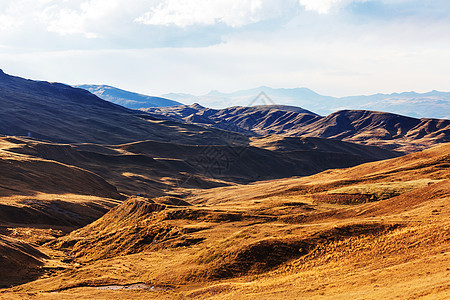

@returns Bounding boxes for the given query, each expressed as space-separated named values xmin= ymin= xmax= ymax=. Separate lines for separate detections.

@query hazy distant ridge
xmin=163 ymin=86 xmax=450 ymax=119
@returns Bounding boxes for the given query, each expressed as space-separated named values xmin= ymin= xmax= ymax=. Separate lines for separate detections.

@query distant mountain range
xmin=76 ymin=84 xmax=450 ymax=119
xmin=145 ymin=103 xmax=450 ymax=153
xmin=1 ymin=68 xmax=448 ymax=155
xmin=76 ymin=84 xmax=182 ymax=109
xmin=162 ymin=86 xmax=450 ymax=119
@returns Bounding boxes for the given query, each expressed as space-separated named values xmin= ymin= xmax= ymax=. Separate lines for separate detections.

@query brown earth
xmin=0 ymin=235 xmax=49 ymax=288
xmin=0 ymin=139 xmax=121 ymax=199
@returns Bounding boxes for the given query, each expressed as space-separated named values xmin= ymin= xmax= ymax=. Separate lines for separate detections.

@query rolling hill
xmin=4 ymin=143 xmax=446 ymax=299
xmin=145 ymin=104 xmax=450 ymax=153
xmin=145 ymin=103 xmax=319 ymax=135
xmin=0 ymin=235 xmax=48 ymax=287
xmin=1 ymin=135 xmax=398 ymax=198
xmin=0 ymin=137 xmax=122 ymax=229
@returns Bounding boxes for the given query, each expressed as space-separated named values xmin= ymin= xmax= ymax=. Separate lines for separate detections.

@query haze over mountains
xmin=76 ymin=83 xmax=450 ymax=120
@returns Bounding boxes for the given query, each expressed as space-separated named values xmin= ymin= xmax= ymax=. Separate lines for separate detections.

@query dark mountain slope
xmin=292 ymin=110 xmax=431 ymax=139
xmin=146 ymin=104 xmax=450 ymax=153
xmin=144 ymin=103 xmax=320 ymax=135
xmin=0 ymin=70 xmax=247 ymax=146
xmin=291 ymin=110 xmax=450 ymax=151
xmin=249 ymin=135 xmax=396 ymax=159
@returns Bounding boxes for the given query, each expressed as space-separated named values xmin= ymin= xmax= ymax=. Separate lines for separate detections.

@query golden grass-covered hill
xmin=1 ymin=143 xmax=447 ymax=299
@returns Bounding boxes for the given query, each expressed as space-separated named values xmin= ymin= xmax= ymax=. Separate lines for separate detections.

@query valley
xmin=1 ymin=143 xmax=448 ymax=299
xmin=0 ymin=70 xmax=448 ymax=299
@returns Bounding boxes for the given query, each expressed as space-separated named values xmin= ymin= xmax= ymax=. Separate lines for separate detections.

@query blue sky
xmin=0 ymin=0 xmax=449 ymax=97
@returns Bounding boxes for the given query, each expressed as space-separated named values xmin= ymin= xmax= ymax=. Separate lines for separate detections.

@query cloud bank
xmin=0 ymin=0 xmax=449 ymax=99
xmin=1 ymin=0 xmax=448 ymax=42
xmin=135 ymin=0 xmax=285 ymax=28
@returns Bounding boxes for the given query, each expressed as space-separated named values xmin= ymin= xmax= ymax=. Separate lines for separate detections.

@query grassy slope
xmin=0 ymin=138 xmax=123 ymax=289
xmin=1 ymin=135 xmax=398 ymax=197
xmin=1 ymin=143 xmax=448 ymax=299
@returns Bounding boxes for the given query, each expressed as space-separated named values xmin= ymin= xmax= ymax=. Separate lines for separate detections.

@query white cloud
xmin=0 ymin=1 xmax=31 ymax=32
xmin=298 ymin=0 xmax=367 ymax=14
xmin=135 ymin=0 xmax=286 ymax=27
xmin=134 ymin=0 xmax=373 ymax=28
xmin=38 ymin=0 xmax=121 ymax=38
xmin=0 ymin=0 xmax=127 ymax=38
xmin=0 ymin=14 xmax=17 ymax=30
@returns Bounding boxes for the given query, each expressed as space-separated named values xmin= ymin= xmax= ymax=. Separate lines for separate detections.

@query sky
xmin=0 ymin=0 xmax=449 ymax=97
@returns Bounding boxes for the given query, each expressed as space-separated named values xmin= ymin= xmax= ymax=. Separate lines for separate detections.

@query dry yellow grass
xmin=327 ymin=179 xmax=442 ymax=197
xmin=0 ymin=143 xmax=449 ymax=299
